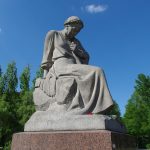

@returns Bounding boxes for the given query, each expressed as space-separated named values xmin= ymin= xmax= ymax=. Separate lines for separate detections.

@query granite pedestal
xmin=11 ymin=130 xmax=136 ymax=150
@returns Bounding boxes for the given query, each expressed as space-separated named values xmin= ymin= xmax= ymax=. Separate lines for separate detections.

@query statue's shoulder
xmin=46 ymin=30 xmax=58 ymax=38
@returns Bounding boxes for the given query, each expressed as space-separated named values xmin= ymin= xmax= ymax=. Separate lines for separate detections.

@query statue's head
xmin=64 ymin=16 xmax=84 ymax=29
xmin=64 ymin=16 xmax=84 ymax=38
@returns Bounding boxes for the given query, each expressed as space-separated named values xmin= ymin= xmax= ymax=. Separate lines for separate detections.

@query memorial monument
xmin=11 ymin=16 xmax=136 ymax=150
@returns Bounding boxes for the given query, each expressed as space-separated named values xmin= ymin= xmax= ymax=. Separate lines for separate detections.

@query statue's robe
xmin=40 ymin=30 xmax=113 ymax=114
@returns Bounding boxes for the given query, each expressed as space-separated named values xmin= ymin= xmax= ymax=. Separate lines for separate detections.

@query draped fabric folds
xmin=40 ymin=30 xmax=113 ymax=114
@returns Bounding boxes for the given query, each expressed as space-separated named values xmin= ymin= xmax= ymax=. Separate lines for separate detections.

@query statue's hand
xmin=70 ymin=41 xmax=83 ymax=54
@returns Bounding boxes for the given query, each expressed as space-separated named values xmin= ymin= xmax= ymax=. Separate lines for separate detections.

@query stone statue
xmin=24 ymin=16 xmax=125 ymax=132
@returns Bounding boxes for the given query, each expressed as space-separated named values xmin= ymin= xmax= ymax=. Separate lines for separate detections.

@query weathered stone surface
xmin=24 ymin=110 xmax=125 ymax=133
xmin=11 ymin=130 xmax=136 ymax=150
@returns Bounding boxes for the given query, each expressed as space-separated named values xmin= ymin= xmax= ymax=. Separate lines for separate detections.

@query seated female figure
xmin=34 ymin=16 xmax=113 ymax=115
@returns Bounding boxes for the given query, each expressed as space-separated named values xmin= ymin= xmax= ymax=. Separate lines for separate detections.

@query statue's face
xmin=65 ymin=23 xmax=82 ymax=38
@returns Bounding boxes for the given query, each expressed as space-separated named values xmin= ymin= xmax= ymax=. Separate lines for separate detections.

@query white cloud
xmin=85 ymin=4 xmax=108 ymax=14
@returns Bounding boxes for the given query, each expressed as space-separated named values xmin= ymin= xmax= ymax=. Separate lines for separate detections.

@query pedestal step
xmin=11 ymin=130 xmax=136 ymax=150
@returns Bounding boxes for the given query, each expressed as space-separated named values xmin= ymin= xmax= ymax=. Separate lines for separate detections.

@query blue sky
xmin=0 ymin=0 xmax=150 ymax=115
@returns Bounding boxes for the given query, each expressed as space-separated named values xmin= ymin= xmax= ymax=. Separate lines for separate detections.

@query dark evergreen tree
xmin=0 ymin=66 xmax=4 ymax=95
xmin=20 ymin=66 xmax=30 ymax=93
xmin=17 ymin=66 xmax=35 ymax=127
xmin=3 ymin=62 xmax=18 ymax=94
xmin=0 ymin=63 xmax=36 ymax=149
xmin=0 ymin=66 xmax=2 ymax=76
xmin=0 ymin=62 xmax=19 ymax=150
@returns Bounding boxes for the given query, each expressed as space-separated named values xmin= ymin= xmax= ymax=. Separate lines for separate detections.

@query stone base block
xmin=24 ymin=111 xmax=126 ymax=133
xmin=11 ymin=130 xmax=136 ymax=150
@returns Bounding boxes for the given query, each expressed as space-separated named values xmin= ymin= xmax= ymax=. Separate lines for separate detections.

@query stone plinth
xmin=11 ymin=130 xmax=136 ymax=150
xmin=24 ymin=112 xmax=126 ymax=133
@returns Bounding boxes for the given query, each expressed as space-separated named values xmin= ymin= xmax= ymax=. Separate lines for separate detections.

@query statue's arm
xmin=73 ymin=39 xmax=90 ymax=64
xmin=41 ymin=31 xmax=55 ymax=78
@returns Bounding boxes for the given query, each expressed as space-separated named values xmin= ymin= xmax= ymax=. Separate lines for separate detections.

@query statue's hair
xmin=64 ymin=16 xmax=84 ymax=28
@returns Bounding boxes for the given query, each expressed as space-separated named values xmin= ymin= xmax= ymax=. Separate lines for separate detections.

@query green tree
xmin=32 ymin=67 xmax=43 ymax=89
xmin=0 ymin=66 xmax=2 ymax=76
xmin=0 ymin=66 xmax=4 ymax=95
xmin=20 ymin=66 xmax=30 ymax=93
xmin=123 ymin=74 xmax=150 ymax=148
xmin=0 ymin=63 xmax=38 ymax=149
xmin=108 ymin=100 xmax=121 ymax=119
xmin=0 ymin=96 xmax=11 ymax=147
xmin=17 ymin=66 xmax=35 ymax=128
xmin=3 ymin=62 xmax=18 ymax=94
xmin=17 ymin=91 xmax=35 ymax=127
xmin=0 ymin=62 xmax=19 ymax=149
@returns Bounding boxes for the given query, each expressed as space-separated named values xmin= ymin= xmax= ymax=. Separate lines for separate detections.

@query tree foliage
xmin=123 ymin=74 xmax=150 ymax=148
xmin=0 ymin=62 xmax=35 ymax=149
xmin=3 ymin=62 xmax=18 ymax=94
xmin=32 ymin=67 xmax=43 ymax=89
xmin=0 ymin=62 xmax=19 ymax=149
xmin=107 ymin=100 xmax=121 ymax=119
xmin=0 ymin=66 xmax=4 ymax=95
xmin=17 ymin=66 xmax=35 ymax=128
xmin=20 ymin=66 xmax=30 ymax=92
